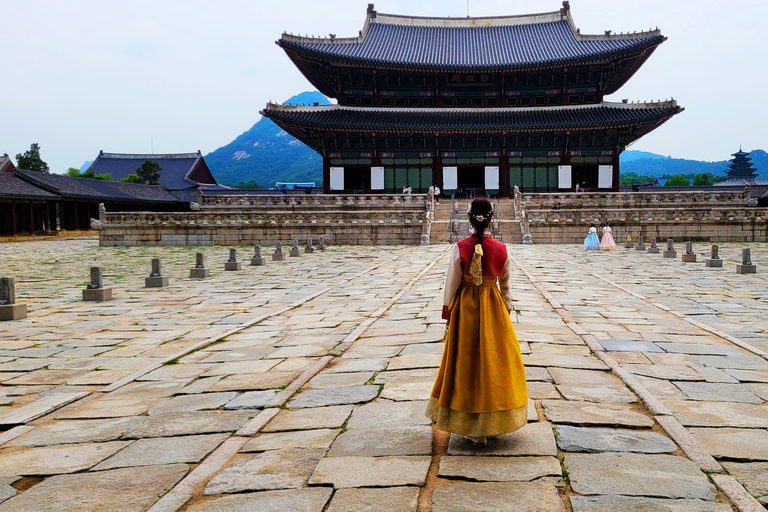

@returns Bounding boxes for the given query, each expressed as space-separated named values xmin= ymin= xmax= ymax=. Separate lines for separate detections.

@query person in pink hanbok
xmin=600 ymin=224 xmax=616 ymax=250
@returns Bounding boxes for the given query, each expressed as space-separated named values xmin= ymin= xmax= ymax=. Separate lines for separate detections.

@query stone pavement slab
xmin=124 ymin=410 xmax=254 ymax=438
xmin=673 ymin=382 xmax=763 ymax=403
xmin=689 ymin=427 xmax=768 ymax=460
xmin=288 ymin=385 xmax=380 ymax=408
xmin=205 ymin=448 xmax=327 ymax=494
xmin=439 ymin=455 xmax=561 ymax=482
xmin=569 ymin=496 xmax=733 ymax=512
xmin=5 ymin=417 xmax=140 ymax=447
xmin=186 ymin=488 xmax=332 ymax=512
xmin=308 ymin=456 xmax=431 ymax=488
xmin=326 ymin=487 xmax=419 ymax=512
xmin=431 ymin=481 xmax=565 ymax=512
xmin=0 ymin=441 xmax=131 ymax=476
xmin=262 ymin=405 xmax=353 ymax=432
xmin=664 ymin=400 xmax=768 ymax=428
xmin=565 ymin=452 xmax=716 ymax=499
xmin=447 ymin=422 xmax=557 ymax=456
xmin=556 ymin=425 xmax=677 ymax=453
xmin=242 ymin=429 xmax=341 ymax=452
xmin=345 ymin=400 xmax=431 ymax=429
xmin=328 ymin=426 xmax=432 ymax=456
xmin=147 ymin=391 xmax=238 ymax=414
xmin=223 ymin=390 xmax=276 ymax=409
xmin=542 ymin=401 xmax=655 ymax=428
xmin=0 ymin=464 xmax=188 ymax=512
xmin=93 ymin=434 xmax=228 ymax=470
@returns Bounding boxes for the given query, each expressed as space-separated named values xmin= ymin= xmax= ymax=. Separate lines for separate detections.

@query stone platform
xmin=0 ymin=239 xmax=765 ymax=511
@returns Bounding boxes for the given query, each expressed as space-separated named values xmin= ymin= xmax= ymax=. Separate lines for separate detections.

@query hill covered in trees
xmin=204 ymin=92 xmax=330 ymax=188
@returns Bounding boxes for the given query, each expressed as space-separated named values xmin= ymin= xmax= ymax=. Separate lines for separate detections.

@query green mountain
xmin=621 ymin=149 xmax=767 ymax=180
xmin=204 ymin=89 xmax=766 ymax=186
xmin=205 ymin=92 xmax=331 ymax=188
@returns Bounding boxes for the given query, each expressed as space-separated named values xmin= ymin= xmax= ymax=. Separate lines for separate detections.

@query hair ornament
xmin=474 ymin=214 xmax=485 ymax=222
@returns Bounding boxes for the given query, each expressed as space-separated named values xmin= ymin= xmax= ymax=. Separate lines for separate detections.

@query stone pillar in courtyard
xmin=83 ymin=266 xmax=113 ymax=301
xmin=305 ymin=238 xmax=315 ymax=254
xmin=736 ymin=248 xmax=757 ymax=274
xmin=290 ymin=239 xmax=301 ymax=257
xmin=190 ymin=252 xmax=211 ymax=278
xmin=635 ymin=236 xmax=645 ymax=251
xmin=663 ymin=239 xmax=677 ymax=258
xmin=145 ymin=258 xmax=169 ymax=287
xmin=225 ymin=248 xmax=242 ymax=271
xmin=681 ymin=241 xmax=697 ymax=262
xmin=648 ymin=237 xmax=660 ymax=254
xmin=273 ymin=241 xmax=287 ymax=261
xmin=706 ymin=245 xmax=723 ymax=268
xmin=0 ymin=277 xmax=27 ymax=321
xmin=624 ymin=235 xmax=633 ymax=249
xmin=251 ymin=245 xmax=266 ymax=266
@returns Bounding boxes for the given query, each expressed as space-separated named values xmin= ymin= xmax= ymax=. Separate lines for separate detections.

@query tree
xmin=692 ymin=172 xmax=719 ymax=187
xmin=664 ymin=174 xmax=690 ymax=187
xmin=65 ymin=168 xmax=111 ymax=180
xmin=16 ymin=143 xmax=49 ymax=173
xmin=232 ymin=179 xmax=263 ymax=190
xmin=135 ymin=160 xmax=162 ymax=185
xmin=121 ymin=174 xmax=143 ymax=184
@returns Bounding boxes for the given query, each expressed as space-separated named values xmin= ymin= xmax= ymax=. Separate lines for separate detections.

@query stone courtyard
xmin=0 ymin=238 xmax=766 ymax=511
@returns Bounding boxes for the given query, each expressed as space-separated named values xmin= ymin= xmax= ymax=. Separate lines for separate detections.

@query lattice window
xmin=547 ymin=166 xmax=559 ymax=192
xmin=509 ymin=167 xmax=522 ymax=192
xmin=535 ymin=166 xmax=548 ymax=191
xmin=384 ymin=167 xmax=396 ymax=193
xmin=419 ymin=167 xmax=433 ymax=192
xmin=522 ymin=166 xmax=535 ymax=191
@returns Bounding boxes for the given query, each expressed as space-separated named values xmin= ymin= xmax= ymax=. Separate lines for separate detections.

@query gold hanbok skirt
xmin=426 ymin=275 xmax=528 ymax=437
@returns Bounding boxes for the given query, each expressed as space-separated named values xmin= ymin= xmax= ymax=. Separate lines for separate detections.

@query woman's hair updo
xmin=468 ymin=198 xmax=493 ymax=245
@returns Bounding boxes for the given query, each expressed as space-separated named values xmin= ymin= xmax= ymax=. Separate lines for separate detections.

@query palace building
xmin=263 ymin=2 xmax=682 ymax=196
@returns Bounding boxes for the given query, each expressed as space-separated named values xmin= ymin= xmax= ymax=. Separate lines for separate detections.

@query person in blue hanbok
xmin=584 ymin=223 xmax=600 ymax=250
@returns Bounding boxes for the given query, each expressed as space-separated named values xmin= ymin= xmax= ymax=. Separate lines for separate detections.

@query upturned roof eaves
xmin=261 ymin=101 xmax=683 ymax=132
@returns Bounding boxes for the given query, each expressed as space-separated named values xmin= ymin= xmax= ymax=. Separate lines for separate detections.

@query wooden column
xmin=612 ymin=154 xmax=620 ymax=192
xmin=73 ymin=200 xmax=79 ymax=230
xmin=28 ymin=201 xmax=34 ymax=235
xmin=11 ymin=200 xmax=17 ymax=236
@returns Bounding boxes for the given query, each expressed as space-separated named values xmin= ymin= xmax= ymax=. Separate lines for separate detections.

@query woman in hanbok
xmin=427 ymin=198 xmax=528 ymax=446
xmin=584 ymin=223 xmax=600 ymax=250
xmin=600 ymin=224 xmax=616 ymax=250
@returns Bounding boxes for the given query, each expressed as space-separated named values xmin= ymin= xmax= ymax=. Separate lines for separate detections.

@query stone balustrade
xmin=96 ymin=193 xmax=433 ymax=246
xmin=199 ymin=193 xmax=428 ymax=209
xmin=521 ymin=190 xmax=752 ymax=210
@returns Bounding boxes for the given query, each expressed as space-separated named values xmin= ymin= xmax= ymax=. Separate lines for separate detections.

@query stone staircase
xmin=431 ymin=198 xmax=521 ymax=245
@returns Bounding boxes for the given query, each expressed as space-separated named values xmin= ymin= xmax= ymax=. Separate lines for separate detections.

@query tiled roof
xmin=278 ymin=5 xmax=664 ymax=71
xmin=0 ymin=173 xmax=59 ymax=200
xmin=0 ymin=154 xmax=15 ymax=173
xmin=13 ymin=170 xmax=181 ymax=202
xmin=85 ymin=151 xmax=210 ymax=190
xmin=261 ymin=101 xmax=683 ymax=132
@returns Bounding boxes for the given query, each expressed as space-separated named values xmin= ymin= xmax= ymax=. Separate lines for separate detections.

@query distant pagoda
xmin=264 ymin=2 xmax=682 ymax=195
xmin=724 ymin=148 xmax=758 ymax=183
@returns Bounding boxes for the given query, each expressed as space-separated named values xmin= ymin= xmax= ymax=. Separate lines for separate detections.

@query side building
xmin=263 ymin=2 xmax=682 ymax=196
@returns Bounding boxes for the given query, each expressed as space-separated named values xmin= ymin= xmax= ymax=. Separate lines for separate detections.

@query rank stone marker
xmin=250 ymin=245 xmax=266 ymax=266
xmin=706 ymin=244 xmax=723 ymax=267
xmin=273 ymin=241 xmax=287 ymax=261
xmin=224 ymin=248 xmax=242 ymax=271
xmin=663 ymin=239 xmax=677 ymax=258
xmin=145 ymin=258 xmax=169 ymax=287
xmin=290 ymin=239 xmax=301 ymax=257
xmin=305 ymin=238 xmax=315 ymax=254
xmin=736 ymin=248 xmax=757 ymax=274
xmin=635 ymin=236 xmax=645 ymax=251
xmin=190 ymin=252 xmax=211 ymax=278
xmin=682 ymin=241 xmax=697 ymax=262
xmin=648 ymin=237 xmax=660 ymax=254
xmin=624 ymin=235 xmax=633 ymax=249
xmin=82 ymin=266 xmax=113 ymax=302
xmin=0 ymin=277 xmax=27 ymax=321
xmin=318 ymin=236 xmax=326 ymax=251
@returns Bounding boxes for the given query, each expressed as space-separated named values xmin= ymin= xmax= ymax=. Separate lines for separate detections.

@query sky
xmin=1 ymin=0 xmax=766 ymax=173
